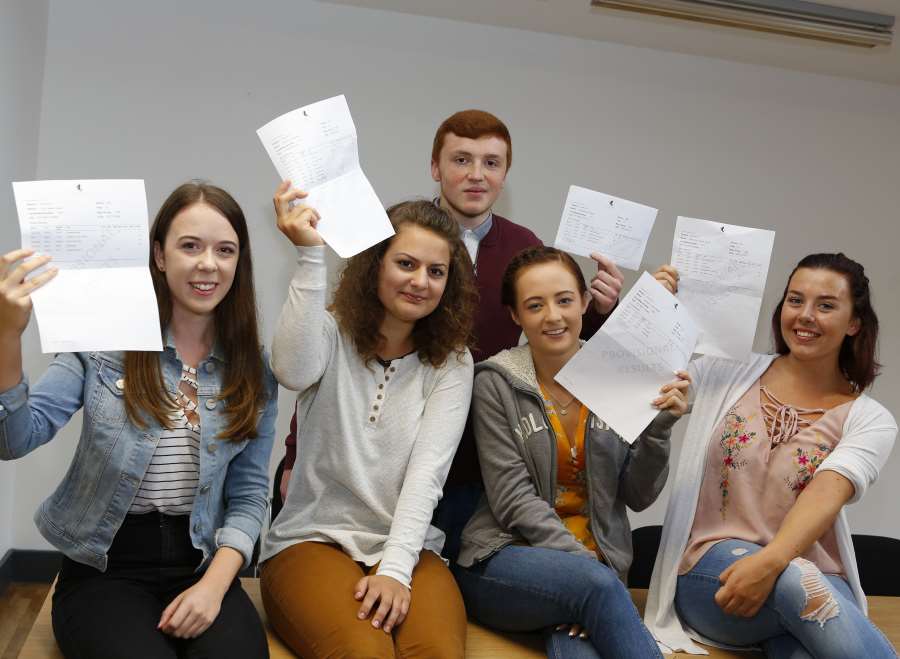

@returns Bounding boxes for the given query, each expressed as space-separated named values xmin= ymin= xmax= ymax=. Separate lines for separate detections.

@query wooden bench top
xmin=19 ymin=579 xmax=900 ymax=658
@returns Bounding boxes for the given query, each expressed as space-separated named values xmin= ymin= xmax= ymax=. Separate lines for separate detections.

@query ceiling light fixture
xmin=590 ymin=0 xmax=894 ymax=47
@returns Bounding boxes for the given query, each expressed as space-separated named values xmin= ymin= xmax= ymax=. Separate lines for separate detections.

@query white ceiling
xmin=322 ymin=0 xmax=900 ymax=86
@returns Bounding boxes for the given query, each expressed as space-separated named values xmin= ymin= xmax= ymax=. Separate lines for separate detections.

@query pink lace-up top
xmin=679 ymin=379 xmax=853 ymax=576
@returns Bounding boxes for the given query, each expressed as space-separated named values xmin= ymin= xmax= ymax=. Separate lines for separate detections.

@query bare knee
xmin=791 ymin=557 xmax=840 ymax=628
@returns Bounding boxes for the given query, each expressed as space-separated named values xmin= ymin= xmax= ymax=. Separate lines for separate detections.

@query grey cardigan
xmin=457 ymin=345 xmax=677 ymax=581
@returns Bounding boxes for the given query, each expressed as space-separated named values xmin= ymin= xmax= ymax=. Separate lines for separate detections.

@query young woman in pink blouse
xmin=646 ymin=253 xmax=897 ymax=658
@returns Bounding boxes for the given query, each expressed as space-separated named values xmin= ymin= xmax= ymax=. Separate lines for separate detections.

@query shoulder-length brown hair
xmin=123 ymin=182 xmax=266 ymax=441
xmin=331 ymin=200 xmax=477 ymax=367
xmin=772 ymin=252 xmax=881 ymax=391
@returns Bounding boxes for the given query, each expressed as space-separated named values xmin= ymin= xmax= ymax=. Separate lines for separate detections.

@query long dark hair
xmin=124 ymin=181 xmax=266 ymax=440
xmin=772 ymin=253 xmax=880 ymax=391
xmin=331 ymin=200 xmax=477 ymax=367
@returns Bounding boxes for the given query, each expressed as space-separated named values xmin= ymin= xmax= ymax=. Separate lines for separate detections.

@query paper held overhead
xmin=553 ymin=186 xmax=657 ymax=271
xmin=671 ymin=216 xmax=775 ymax=363
xmin=12 ymin=179 xmax=163 ymax=353
xmin=257 ymin=95 xmax=394 ymax=258
xmin=556 ymin=272 xmax=698 ymax=444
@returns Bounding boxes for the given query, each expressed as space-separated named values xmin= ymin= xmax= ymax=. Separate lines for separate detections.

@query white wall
xmin=8 ymin=0 xmax=900 ymax=548
xmin=0 ymin=0 xmax=49 ymax=556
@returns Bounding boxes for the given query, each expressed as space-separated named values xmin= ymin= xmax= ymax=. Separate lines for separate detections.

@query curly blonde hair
xmin=331 ymin=200 xmax=477 ymax=367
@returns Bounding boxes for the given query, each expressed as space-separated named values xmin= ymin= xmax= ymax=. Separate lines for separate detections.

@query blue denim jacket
xmin=0 ymin=339 xmax=278 ymax=571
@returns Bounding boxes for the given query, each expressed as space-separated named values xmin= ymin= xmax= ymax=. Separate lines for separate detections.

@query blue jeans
xmin=453 ymin=545 xmax=662 ymax=659
xmin=676 ymin=539 xmax=897 ymax=659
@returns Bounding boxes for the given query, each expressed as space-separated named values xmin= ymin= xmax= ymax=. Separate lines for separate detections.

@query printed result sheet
xmin=556 ymin=272 xmax=698 ymax=444
xmin=553 ymin=186 xmax=657 ymax=270
xmin=671 ymin=216 xmax=775 ymax=362
xmin=13 ymin=179 xmax=162 ymax=353
xmin=257 ymin=95 xmax=394 ymax=257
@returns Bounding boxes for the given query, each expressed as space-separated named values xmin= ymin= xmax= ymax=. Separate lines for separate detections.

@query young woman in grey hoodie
xmin=454 ymin=246 xmax=689 ymax=659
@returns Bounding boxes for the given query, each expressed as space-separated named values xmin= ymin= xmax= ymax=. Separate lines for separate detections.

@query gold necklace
xmin=539 ymin=379 xmax=577 ymax=416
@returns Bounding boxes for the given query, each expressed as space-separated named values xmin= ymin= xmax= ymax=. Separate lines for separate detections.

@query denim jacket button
xmin=205 ymin=399 xmax=216 ymax=410
xmin=200 ymin=484 xmax=210 ymax=493
xmin=204 ymin=363 xmax=215 ymax=373
xmin=115 ymin=378 xmax=125 ymax=390
xmin=0 ymin=405 xmax=4 ymax=413
xmin=193 ymin=522 xmax=201 ymax=534
xmin=207 ymin=443 xmax=217 ymax=454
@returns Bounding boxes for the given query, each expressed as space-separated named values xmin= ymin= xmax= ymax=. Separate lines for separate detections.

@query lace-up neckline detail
xmin=760 ymin=385 xmax=825 ymax=447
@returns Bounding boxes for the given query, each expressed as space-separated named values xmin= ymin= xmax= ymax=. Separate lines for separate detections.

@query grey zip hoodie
xmin=457 ymin=344 xmax=677 ymax=582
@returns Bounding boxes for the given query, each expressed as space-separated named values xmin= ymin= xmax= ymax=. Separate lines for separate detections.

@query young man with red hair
xmin=277 ymin=110 xmax=624 ymax=559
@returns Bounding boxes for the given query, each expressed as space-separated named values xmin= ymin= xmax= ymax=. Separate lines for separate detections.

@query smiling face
xmin=510 ymin=261 xmax=591 ymax=362
xmin=377 ymin=223 xmax=451 ymax=328
xmin=779 ymin=267 xmax=860 ymax=365
xmin=153 ymin=202 xmax=239 ymax=320
xmin=431 ymin=132 xmax=508 ymax=224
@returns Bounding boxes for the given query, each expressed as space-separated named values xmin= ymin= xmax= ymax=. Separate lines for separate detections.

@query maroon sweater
xmin=282 ymin=214 xmax=607 ymax=484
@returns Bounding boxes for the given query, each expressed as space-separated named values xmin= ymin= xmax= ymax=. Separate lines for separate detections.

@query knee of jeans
xmin=789 ymin=557 xmax=841 ymax=628
xmin=585 ymin=563 xmax=626 ymax=597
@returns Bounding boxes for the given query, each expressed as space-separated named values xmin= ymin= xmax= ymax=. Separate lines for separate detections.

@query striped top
xmin=129 ymin=364 xmax=200 ymax=515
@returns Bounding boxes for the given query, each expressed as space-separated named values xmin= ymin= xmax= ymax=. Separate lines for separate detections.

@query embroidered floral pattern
xmin=718 ymin=407 xmax=758 ymax=518
xmin=786 ymin=438 xmax=832 ymax=492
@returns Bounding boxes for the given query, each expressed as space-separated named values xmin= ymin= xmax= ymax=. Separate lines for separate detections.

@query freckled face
xmin=780 ymin=267 xmax=860 ymax=363
xmin=377 ymin=224 xmax=451 ymax=326
xmin=153 ymin=203 xmax=239 ymax=318
xmin=510 ymin=261 xmax=590 ymax=361
xmin=431 ymin=133 xmax=509 ymax=220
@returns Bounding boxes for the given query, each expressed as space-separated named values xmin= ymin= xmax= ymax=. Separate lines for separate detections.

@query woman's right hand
xmin=0 ymin=249 xmax=57 ymax=338
xmin=273 ymin=180 xmax=323 ymax=247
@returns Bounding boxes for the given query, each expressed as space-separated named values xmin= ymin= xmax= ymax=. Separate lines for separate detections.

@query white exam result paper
xmin=12 ymin=179 xmax=162 ymax=353
xmin=553 ymin=186 xmax=657 ymax=270
xmin=671 ymin=216 xmax=775 ymax=363
xmin=257 ymin=95 xmax=394 ymax=258
xmin=556 ymin=272 xmax=698 ymax=444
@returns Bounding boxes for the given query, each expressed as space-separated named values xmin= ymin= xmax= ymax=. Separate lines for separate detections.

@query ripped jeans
xmin=675 ymin=539 xmax=897 ymax=659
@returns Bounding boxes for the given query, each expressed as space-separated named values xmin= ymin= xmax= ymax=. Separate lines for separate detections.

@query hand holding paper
xmin=556 ymin=272 xmax=698 ymax=444
xmin=12 ymin=179 xmax=163 ymax=353
xmin=257 ymin=95 xmax=394 ymax=257
xmin=272 ymin=182 xmax=323 ymax=247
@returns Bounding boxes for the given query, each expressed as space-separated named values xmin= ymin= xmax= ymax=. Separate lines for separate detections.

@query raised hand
xmin=0 ymin=249 xmax=57 ymax=338
xmin=273 ymin=180 xmax=323 ymax=247
xmin=588 ymin=252 xmax=623 ymax=315
xmin=653 ymin=265 xmax=679 ymax=294
xmin=653 ymin=370 xmax=691 ymax=417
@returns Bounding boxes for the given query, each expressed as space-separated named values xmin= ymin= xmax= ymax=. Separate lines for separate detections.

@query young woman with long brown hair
xmin=260 ymin=182 xmax=477 ymax=659
xmin=646 ymin=253 xmax=897 ymax=658
xmin=0 ymin=182 xmax=277 ymax=658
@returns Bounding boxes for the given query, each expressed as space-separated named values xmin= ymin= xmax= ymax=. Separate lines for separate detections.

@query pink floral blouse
xmin=679 ymin=379 xmax=853 ymax=576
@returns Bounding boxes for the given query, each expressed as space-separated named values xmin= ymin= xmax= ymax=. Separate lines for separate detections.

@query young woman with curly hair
xmin=260 ymin=181 xmax=478 ymax=659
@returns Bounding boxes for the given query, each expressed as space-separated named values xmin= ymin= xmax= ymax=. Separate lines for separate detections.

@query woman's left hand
xmin=555 ymin=623 xmax=590 ymax=639
xmin=158 ymin=580 xmax=223 ymax=638
xmin=715 ymin=549 xmax=787 ymax=617
xmin=653 ymin=370 xmax=691 ymax=417
xmin=354 ymin=574 xmax=411 ymax=633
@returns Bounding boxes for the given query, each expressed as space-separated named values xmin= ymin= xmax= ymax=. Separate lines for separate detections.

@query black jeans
xmin=51 ymin=512 xmax=268 ymax=659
